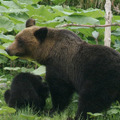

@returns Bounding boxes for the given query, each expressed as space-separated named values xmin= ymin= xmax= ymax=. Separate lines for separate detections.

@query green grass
xmin=0 ymin=71 xmax=120 ymax=120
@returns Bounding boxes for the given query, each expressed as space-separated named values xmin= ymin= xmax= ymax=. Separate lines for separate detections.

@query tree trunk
xmin=104 ymin=0 xmax=112 ymax=47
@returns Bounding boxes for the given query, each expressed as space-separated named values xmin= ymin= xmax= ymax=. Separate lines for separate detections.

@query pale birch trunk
xmin=104 ymin=0 xmax=112 ymax=47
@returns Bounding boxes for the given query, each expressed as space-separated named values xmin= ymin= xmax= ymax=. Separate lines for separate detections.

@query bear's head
xmin=5 ymin=19 xmax=56 ymax=64
xmin=5 ymin=18 xmax=82 ymax=65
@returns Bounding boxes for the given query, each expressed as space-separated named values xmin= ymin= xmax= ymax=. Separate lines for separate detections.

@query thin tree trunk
xmin=104 ymin=0 xmax=112 ymax=47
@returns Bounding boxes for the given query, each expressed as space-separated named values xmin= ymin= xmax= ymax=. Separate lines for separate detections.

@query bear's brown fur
xmin=5 ymin=19 xmax=120 ymax=120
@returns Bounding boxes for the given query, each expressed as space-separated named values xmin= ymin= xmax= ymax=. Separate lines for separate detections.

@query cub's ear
xmin=34 ymin=27 xmax=48 ymax=43
xmin=26 ymin=18 xmax=35 ymax=27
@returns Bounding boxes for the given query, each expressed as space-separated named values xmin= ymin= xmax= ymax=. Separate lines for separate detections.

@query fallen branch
xmin=58 ymin=23 xmax=120 ymax=28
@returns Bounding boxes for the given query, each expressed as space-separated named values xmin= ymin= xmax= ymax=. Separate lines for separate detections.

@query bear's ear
xmin=26 ymin=18 xmax=35 ymax=27
xmin=34 ymin=27 xmax=48 ymax=43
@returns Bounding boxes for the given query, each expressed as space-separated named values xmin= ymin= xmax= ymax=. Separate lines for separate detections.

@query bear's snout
xmin=5 ymin=47 xmax=15 ymax=56
xmin=5 ymin=47 xmax=10 ymax=55
xmin=4 ymin=41 xmax=22 ymax=56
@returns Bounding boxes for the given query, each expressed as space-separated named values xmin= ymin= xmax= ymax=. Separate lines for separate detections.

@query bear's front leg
xmin=47 ymin=78 xmax=74 ymax=113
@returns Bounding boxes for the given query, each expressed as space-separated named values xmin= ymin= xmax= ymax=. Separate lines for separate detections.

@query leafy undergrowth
xmin=0 ymin=72 xmax=120 ymax=120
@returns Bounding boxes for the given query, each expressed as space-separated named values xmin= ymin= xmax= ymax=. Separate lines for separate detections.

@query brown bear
xmin=5 ymin=18 xmax=120 ymax=120
xmin=4 ymin=72 xmax=49 ymax=112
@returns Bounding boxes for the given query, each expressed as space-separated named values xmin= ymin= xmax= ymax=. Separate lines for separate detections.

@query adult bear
xmin=5 ymin=18 xmax=120 ymax=119
xmin=4 ymin=72 xmax=49 ymax=112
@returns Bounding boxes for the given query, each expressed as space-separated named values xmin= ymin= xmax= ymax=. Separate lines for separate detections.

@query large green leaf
xmin=2 ymin=43 xmax=12 ymax=48
xmin=0 ymin=49 xmax=17 ymax=60
xmin=14 ymin=0 xmax=41 ymax=5
xmin=87 ymin=112 xmax=103 ymax=118
xmin=0 ymin=1 xmax=28 ymax=13
xmin=0 ymin=55 xmax=8 ymax=64
xmin=0 ymin=45 xmax=4 ymax=49
xmin=14 ymin=23 xmax=25 ymax=32
xmin=114 ymin=40 xmax=120 ymax=50
xmin=4 ymin=67 xmax=34 ymax=72
xmin=4 ymin=67 xmax=21 ymax=71
xmin=0 ymin=16 xmax=14 ymax=32
xmin=9 ymin=13 xmax=29 ymax=22
xmin=113 ymin=15 xmax=120 ymax=23
xmin=0 ymin=8 xmax=28 ymax=13
xmin=20 ymin=114 xmax=36 ymax=120
xmin=1 ymin=1 xmax=21 ymax=9
xmin=38 ymin=18 xmax=61 ymax=27
xmin=51 ymin=0 xmax=66 ymax=5
xmin=27 ymin=5 xmax=63 ymax=20
xmin=9 ymin=8 xmax=28 ymax=13
xmin=32 ymin=66 xmax=46 ymax=75
xmin=65 ymin=15 xmax=100 ymax=25
xmin=112 ymin=28 xmax=120 ymax=36
xmin=0 ymin=6 xmax=8 ymax=13
xmin=112 ymin=31 xmax=120 ymax=36
xmin=0 ymin=33 xmax=14 ymax=42
xmin=70 ymin=27 xmax=94 ymax=37
xmin=26 ymin=5 xmax=52 ymax=20
xmin=52 ymin=5 xmax=74 ymax=15
xmin=73 ymin=9 xmax=105 ymax=18
xmin=0 ymin=106 xmax=16 ymax=114
xmin=107 ymin=109 xmax=120 ymax=115
xmin=92 ymin=31 xmax=99 ymax=39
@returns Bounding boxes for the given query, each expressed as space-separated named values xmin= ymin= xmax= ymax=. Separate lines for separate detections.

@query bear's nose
xmin=5 ymin=48 xmax=10 ymax=54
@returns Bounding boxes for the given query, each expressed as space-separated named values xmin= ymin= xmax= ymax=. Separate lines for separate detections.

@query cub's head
xmin=5 ymin=19 xmax=55 ymax=63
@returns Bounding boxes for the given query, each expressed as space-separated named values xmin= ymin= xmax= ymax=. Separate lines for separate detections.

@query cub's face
xmin=5 ymin=19 xmax=48 ymax=60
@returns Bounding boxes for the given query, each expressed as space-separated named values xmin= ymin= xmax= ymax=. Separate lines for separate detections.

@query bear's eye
xmin=18 ymin=39 xmax=24 ymax=47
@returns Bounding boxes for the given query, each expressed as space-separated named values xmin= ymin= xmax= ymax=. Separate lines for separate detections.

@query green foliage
xmin=114 ymin=40 xmax=120 ymax=51
xmin=32 ymin=66 xmax=46 ymax=76
xmin=112 ymin=28 xmax=120 ymax=36
xmin=20 ymin=114 xmax=37 ymax=120
xmin=51 ymin=0 xmax=66 ymax=5
xmin=92 ymin=31 xmax=99 ymax=39
xmin=0 ymin=16 xmax=14 ymax=32
xmin=0 ymin=106 xmax=16 ymax=114
xmin=87 ymin=112 xmax=103 ymax=118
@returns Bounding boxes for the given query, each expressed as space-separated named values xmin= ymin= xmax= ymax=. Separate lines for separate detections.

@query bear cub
xmin=4 ymin=72 xmax=49 ymax=112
